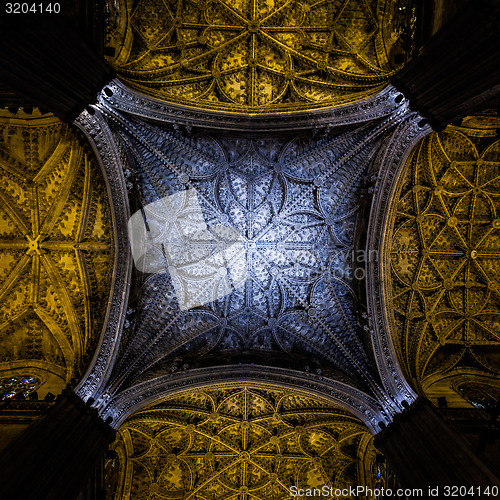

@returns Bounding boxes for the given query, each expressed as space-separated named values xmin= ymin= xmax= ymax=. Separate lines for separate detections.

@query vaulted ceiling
xmin=107 ymin=0 xmax=400 ymax=111
xmin=388 ymin=113 xmax=500 ymax=406
xmin=0 ymin=109 xmax=115 ymax=397
xmin=105 ymin=384 xmax=380 ymax=499
xmin=102 ymin=111 xmax=387 ymax=397
xmin=1 ymin=0 xmax=500 ymax=497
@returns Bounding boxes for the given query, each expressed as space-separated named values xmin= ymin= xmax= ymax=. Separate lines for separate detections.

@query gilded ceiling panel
xmin=0 ymin=110 xmax=115 ymax=390
xmin=108 ymin=0 xmax=398 ymax=112
xmin=389 ymin=114 xmax=500 ymax=401
xmin=105 ymin=384 xmax=374 ymax=499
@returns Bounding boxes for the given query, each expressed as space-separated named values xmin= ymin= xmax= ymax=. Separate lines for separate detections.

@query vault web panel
xmin=107 ymin=112 xmax=380 ymax=390
xmin=389 ymin=114 xmax=500 ymax=394
xmin=109 ymin=0 xmax=397 ymax=112
xmin=107 ymin=385 xmax=371 ymax=499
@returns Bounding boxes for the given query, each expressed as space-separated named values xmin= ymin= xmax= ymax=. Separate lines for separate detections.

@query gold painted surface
xmin=107 ymin=385 xmax=372 ymax=499
xmin=0 ymin=110 xmax=115 ymax=390
xmin=109 ymin=0 xmax=398 ymax=112
xmin=389 ymin=114 xmax=500 ymax=401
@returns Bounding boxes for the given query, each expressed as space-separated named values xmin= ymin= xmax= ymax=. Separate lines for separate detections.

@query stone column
xmin=393 ymin=0 xmax=500 ymax=130
xmin=0 ymin=12 xmax=114 ymax=121
xmin=0 ymin=391 xmax=115 ymax=500
xmin=375 ymin=399 xmax=500 ymax=490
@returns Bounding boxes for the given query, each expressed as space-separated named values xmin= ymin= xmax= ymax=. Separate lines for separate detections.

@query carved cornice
xmin=366 ymin=110 xmax=430 ymax=406
xmin=97 ymin=79 xmax=404 ymax=132
xmin=73 ymin=109 xmax=132 ymax=402
xmin=100 ymin=365 xmax=393 ymax=434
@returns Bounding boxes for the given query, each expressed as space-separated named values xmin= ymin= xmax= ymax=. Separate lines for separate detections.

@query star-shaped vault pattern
xmin=103 ymin=109 xmax=384 ymax=393
xmin=390 ymin=114 xmax=500 ymax=394
xmin=0 ymin=112 xmax=115 ymax=386
xmin=111 ymin=0 xmax=397 ymax=111
xmin=106 ymin=385 xmax=373 ymax=500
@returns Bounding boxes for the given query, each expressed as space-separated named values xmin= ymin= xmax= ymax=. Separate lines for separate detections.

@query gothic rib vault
xmin=104 ymin=384 xmax=382 ymax=499
xmin=104 ymin=102 xmax=381 ymax=391
xmin=1 ymin=0 xmax=500 ymax=497
xmin=73 ymin=81 xmax=420 ymax=434
xmin=0 ymin=109 xmax=115 ymax=398
xmin=107 ymin=0 xmax=401 ymax=112
xmin=387 ymin=113 xmax=500 ymax=406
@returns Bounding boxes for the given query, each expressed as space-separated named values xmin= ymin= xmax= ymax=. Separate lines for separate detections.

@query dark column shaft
xmin=393 ymin=0 xmax=500 ymax=130
xmin=375 ymin=399 xmax=500 ymax=490
xmin=0 ymin=13 xmax=114 ymax=121
xmin=0 ymin=391 xmax=115 ymax=500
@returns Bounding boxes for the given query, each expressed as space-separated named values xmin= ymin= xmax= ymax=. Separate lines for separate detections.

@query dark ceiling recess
xmin=0 ymin=4 xmax=114 ymax=121
xmin=393 ymin=0 xmax=500 ymax=130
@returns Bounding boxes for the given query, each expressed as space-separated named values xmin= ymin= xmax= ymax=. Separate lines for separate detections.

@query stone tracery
xmin=94 ymin=101 xmax=402 ymax=398
xmin=108 ymin=0 xmax=398 ymax=112
xmin=0 ymin=110 xmax=115 ymax=389
xmin=0 ymin=374 xmax=40 ymax=400
xmin=389 ymin=114 xmax=500 ymax=401
xmin=106 ymin=384 xmax=375 ymax=499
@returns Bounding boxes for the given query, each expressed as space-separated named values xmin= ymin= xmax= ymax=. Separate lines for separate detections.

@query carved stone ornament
xmin=0 ymin=110 xmax=115 ymax=392
xmin=366 ymin=112 xmax=430 ymax=405
xmin=107 ymin=0 xmax=400 ymax=113
xmin=98 ymin=78 xmax=404 ymax=132
xmin=106 ymin=384 xmax=381 ymax=499
xmin=73 ymin=81 xmax=420 ymax=430
xmin=103 ymin=366 xmax=391 ymax=433
xmin=73 ymin=108 xmax=132 ymax=401
xmin=384 ymin=114 xmax=500 ymax=400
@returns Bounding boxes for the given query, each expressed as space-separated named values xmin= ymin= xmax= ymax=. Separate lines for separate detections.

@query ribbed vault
xmin=106 ymin=0 xmax=400 ymax=112
xmin=0 ymin=109 xmax=115 ymax=395
xmin=95 ymin=101 xmax=400 ymax=400
xmin=104 ymin=383 xmax=382 ymax=499
xmin=75 ymin=81 xmax=417 ymax=429
xmin=388 ymin=113 xmax=500 ymax=406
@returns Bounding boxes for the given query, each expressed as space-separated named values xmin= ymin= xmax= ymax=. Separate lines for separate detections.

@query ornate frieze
xmin=365 ymin=111 xmax=428 ymax=405
xmin=95 ymin=78 xmax=404 ymax=132
xmin=73 ymin=108 xmax=132 ymax=401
